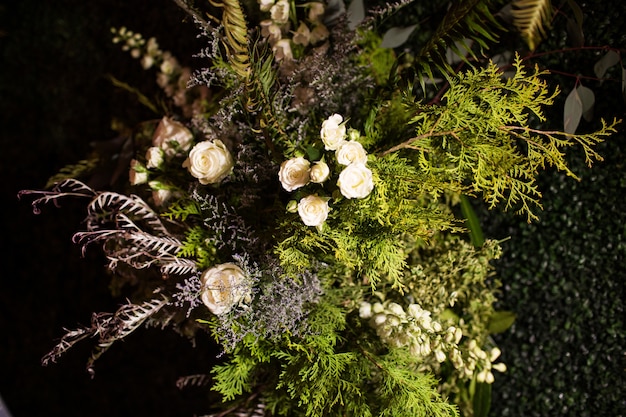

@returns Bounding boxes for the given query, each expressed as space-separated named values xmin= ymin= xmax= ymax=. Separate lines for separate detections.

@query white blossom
xmin=336 ymin=140 xmax=368 ymax=166
xmin=183 ymin=140 xmax=234 ymax=185
xmin=297 ymin=194 xmax=330 ymax=227
xmin=278 ymin=157 xmax=310 ymax=191
xmin=320 ymin=114 xmax=346 ymax=150
xmin=200 ymin=263 xmax=250 ymax=315
xmin=337 ymin=163 xmax=374 ymax=199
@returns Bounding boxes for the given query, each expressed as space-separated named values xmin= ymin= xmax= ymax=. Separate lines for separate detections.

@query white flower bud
xmin=145 ymin=146 xmax=164 ymax=169
xmin=359 ymin=302 xmax=372 ymax=319
xmin=320 ymin=114 xmax=346 ymax=151
xmin=386 ymin=302 xmax=405 ymax=317
xmin=310 ymin=160 xmax=330 ymax=183
xmin=270 ymin=0 xmax=290 ymax=24
xmin=435 ymin=349 xmax=447 ymax=363
xmin=492 ymin=362 xmax=507 ymax=373
xmin=129 ymin=159 xmax=148 ymax=185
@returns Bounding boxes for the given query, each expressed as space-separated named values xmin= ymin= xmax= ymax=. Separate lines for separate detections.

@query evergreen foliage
xmin=15 ymin=0 xmax=622 ymax=416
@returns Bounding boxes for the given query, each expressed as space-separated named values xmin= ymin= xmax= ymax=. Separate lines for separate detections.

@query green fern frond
xmin=511 ymin=0 xmax=553 ymax=51
xmin=210 ymin=0 xmax=251 ymax=79
xmin=412 ymin=0 xmax=503 ymax=87
xmin=44 ymin=158 xmax=99 ymax=188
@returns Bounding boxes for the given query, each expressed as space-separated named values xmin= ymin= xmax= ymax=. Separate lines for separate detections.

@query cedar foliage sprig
xmin=384 ymin=54 xmax=619 ymax=221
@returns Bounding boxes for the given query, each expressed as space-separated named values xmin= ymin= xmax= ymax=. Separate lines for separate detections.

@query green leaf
xmin=487 ymin=310 xmax=516 ymax=334
xmin=460 ymin=195 xmax=484 ymax=248
xmin=472 ymin=379 xmax=492 ymax=417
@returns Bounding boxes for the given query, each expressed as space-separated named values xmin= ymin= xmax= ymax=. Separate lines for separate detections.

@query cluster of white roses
xmin=129 ymin=117 xmax=235 ymax=204
xmin=258 ymin=0 xmax=329 ymax=62
xmin=278 ymin=114 xmax=375 ymax=227
xmin=359 ymin=300 xmax=506 ymax=384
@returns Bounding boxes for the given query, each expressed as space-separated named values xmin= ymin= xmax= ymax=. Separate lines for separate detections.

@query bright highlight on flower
xmin=200 ymin=263 xmax=250 ymax=315
xmin=183 ymin=139 xmax=234 ymax=185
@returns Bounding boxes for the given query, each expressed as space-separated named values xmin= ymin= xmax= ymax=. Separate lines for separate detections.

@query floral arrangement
xmin=18 ymin=0 xmax=619 ymax=416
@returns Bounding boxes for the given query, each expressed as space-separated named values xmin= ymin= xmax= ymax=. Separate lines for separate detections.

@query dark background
xmin=1 ymin=1 xmax=624 ymax=416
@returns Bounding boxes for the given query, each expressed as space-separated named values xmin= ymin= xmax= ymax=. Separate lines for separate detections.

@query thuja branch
xmin=380 ymin=129 xmax=464 ymax=156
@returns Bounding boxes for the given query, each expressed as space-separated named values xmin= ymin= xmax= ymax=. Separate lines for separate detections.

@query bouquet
xmin=18 ymin=0 xmax=619 ymax=416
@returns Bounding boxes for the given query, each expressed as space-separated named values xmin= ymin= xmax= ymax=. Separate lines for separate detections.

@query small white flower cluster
xmin=129 ymin=117 xmax=234 ymax=205
xmin=360 ymin=300 xmax=461 ymax=362
xmin=278 ymin=114 xmax=374 ymax=227
xmin=111 ymin=27 xmax=209 ymax=118
xmin=359 ymin=300 xmax=507 ymax=384
xmin=452 ymin=340 xmax=507 ymax=384
xmin=257 ymin=0 xmax=329 ymax=62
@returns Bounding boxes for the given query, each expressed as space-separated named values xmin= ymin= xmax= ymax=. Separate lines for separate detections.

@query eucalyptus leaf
xmin=488 ymin=310 xmax=516 ymax=334
xmin=347 ymin=0 xmax=364 ymax=30
xmin=380 ymin=24 xmax=417 ymax=49
xmin=564 ymin=86 xmax=583 ymax=134
xmin=577 ymin=85 xmax=595 ymax=122
xmin=593 ymin=50 xmax=620 ymax=80
xmin=566 ymin=17 xmax=584 ymax=48
xmin=622 ymin=66 xmax=626 ymax=102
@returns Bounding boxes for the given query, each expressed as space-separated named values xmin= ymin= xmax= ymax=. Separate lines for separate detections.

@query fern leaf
xmin=412 ymin=0 xmax=503 ymax=86
xmin=210 ymin=0 xmax=250 ymax=79
xmin=511 ymin=0 xmax=553 ymax=51
xmin=18 ymin=178 xmax=97 ymax=215
xmin=86 ymin=296 xmax=169 ymax=376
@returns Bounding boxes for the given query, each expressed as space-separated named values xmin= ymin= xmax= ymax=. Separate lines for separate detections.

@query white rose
xmin=272 ymin=39 xmax=293 ymax=61
xmin=297 ymin=194 xmax=330 ymax=227
xmin=310 ymin=160 xmax=330 ymax=183
xmin=152 ymin=117 xmax=194 ymax=157
xmin=337 ymin=163 xmax=374 ymax=199
xmin=320 ymin=114 xmax=346 ymax=150
xmin=129 ymin=159 xmax=148 ymax=185
xmin=278 ymin=157 xmax=310 ymax=191
xmin=183 ymin=139 xmax=234 ymax=185
xmin=270 ymin=0 xmax=290 ymax=24
xmin=336 ymin=140 xmax=368 ymax=166
xmin=258 ymin=0 xmax=275 ymax=12
xmin=200 ymin=263 xmax=249 ymax=315
xmin=145 ymin=146 xmax=164 ymax=169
